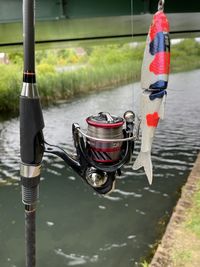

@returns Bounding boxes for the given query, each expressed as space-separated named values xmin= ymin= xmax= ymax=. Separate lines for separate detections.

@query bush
xmin=1 ymin=38 xmax=200 ymax=115
xmin=37 ymin=63 xmax=55 ymax=75
xmin=0 ymin=65 xmax=21 ymax=113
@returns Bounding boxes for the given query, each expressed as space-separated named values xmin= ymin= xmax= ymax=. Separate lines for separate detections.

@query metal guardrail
xmin=2 ymin=0 xmax=200 ymax=23
xmin=1 ymin=0 xmax=200 ymax=49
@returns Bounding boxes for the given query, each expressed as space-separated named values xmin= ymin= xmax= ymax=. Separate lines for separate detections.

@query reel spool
xmin=45 ymin=110 xmax=136 ymax=194
xmin=86 ymin=112 xmax=124 ymax=163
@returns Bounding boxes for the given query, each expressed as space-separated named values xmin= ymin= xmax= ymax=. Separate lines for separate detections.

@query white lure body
xmin=133 ymin=91 xmax=165 ymax=184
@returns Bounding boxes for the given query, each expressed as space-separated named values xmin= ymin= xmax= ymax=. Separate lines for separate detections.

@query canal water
xmin=0 ymin=70 xmax=199 ymax=267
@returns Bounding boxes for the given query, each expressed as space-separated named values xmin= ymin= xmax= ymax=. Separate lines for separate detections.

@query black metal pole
xmin=20 ymin=1 xmax=44 ymax=266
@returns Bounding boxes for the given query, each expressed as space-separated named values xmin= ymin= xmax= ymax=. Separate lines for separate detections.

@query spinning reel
xmin=45 ymin=110 xmax=137 ymax=194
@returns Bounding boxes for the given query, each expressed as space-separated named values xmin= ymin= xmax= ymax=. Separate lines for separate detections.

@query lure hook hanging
xmin=158 ymin=0 xmax=165 ymax=11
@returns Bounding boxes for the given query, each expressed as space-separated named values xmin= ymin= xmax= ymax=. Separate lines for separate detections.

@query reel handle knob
xmin=124 ymin=110 xmax=135 ymax=123
xmin=124 ymin=110 xmax=135 ymax=134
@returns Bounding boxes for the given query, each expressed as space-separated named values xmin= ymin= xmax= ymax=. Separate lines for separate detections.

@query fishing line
xmin=130 ymin=0 xmax=134 ymax=40
xmin=130 ymin=0 xmax=136 ymax=116
xmin=130 ymin=0 xmax=141 ymax=133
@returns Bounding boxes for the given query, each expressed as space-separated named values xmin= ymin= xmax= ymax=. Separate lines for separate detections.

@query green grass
xmin=0 ymin=64 xmax=21 ymax=114
xmin=185 ymin=184 xmax=200 ymax=237
xmin=171 ymin=249 xmax=193 ymax=266
xmin=140 ymin=260 xmax=149 ymax=267
xmin=1 ymin=39 xmax=200 ymax=116
xmin=171 ymin=39 xmax=200 ymax=73
xmin=169 ymin=180 xmax=200 ymax=266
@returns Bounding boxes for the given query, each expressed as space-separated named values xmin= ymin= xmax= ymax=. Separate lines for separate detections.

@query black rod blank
xmin=22 ymin=1 xmax=38 ymax=267
xmin=23 ymin=0 xmax=35 ymax=73
xmin=25 ymin=210 xmax=36 ymax=267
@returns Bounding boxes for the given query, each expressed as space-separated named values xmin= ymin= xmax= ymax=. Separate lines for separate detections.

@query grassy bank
xmin=169 ymin=180 xmax=200 ymax=266
xmin=146 ymin=154 xmax=200 ymax=267
xmin=0 ymin=39 xmax=200 ymax=115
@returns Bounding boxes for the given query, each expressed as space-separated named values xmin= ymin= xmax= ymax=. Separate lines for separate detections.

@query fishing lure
xmin=133 ymin=7 xmax=170 ymax=184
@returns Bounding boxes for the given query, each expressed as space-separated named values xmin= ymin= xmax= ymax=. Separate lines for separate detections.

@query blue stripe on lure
xmin=149 ymin=32 xmax=170 ymax=56
xmin=149 ymin=81 xmax=167 ymax=100
xmin=149 ymin=90 xmax=167 ymax=101
xmin=150 ymin=80 xmax=168 ymax=90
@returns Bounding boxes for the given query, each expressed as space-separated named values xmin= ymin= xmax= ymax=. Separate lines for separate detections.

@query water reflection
xmin=0 ymin=70 xmax=199 ymax=266
xmin=54 ymin=249 xmax=99 ymax=266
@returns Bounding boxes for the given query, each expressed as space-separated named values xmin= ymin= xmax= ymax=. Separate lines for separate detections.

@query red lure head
xmin=149 ymin=11 xmax=170 ymax=41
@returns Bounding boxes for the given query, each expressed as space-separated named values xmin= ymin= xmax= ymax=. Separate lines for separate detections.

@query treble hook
xmin=158 ymin=0 xmax=165 ymax=11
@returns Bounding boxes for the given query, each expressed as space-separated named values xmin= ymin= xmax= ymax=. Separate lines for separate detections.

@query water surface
xmin=0 ymin=70 xmax=199 ymax=267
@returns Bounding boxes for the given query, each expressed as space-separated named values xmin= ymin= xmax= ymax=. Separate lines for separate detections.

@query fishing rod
xmin=20 ymin=1 xmax=137 ymax=266
xmin=20 ymin=0 xmax=44 ymax=266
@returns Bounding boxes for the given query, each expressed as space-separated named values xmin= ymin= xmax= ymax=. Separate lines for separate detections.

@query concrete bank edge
xmin=150 ymin=153 xmax=200 ymax=267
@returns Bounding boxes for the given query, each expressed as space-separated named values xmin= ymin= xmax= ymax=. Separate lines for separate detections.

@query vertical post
xmin=20 ymin=1 xmax=44 ymax=266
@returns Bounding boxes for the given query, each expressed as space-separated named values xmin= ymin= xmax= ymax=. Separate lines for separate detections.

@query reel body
xmin=45 ymin=111 xmax=136 ymax=194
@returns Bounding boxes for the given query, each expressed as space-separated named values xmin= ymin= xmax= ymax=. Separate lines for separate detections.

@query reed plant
xmin=0 ymin=39 xmax=200 ymax=115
